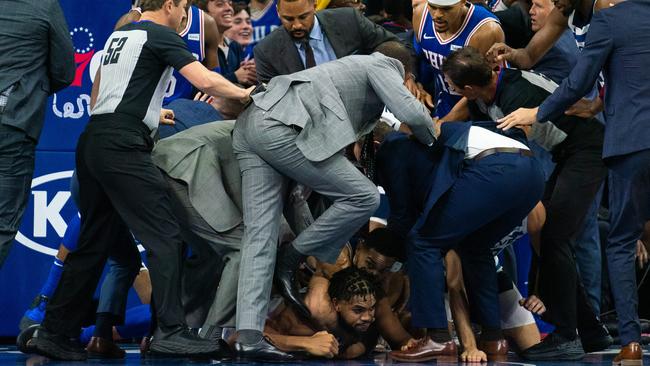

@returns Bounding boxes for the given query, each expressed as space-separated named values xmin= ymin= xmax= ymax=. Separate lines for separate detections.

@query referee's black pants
xmin=535 ymin=143 xmax=607 ymax=338
xmin=43 ymin=114 xmax=186 ymax=338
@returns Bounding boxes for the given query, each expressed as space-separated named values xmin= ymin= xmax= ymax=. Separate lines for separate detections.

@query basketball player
xmin=412 ymin=0 xmax=505 ymax=119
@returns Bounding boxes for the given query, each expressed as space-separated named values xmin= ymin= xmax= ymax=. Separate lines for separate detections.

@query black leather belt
xmin=473 ymin=147 xmax=534 ymax=161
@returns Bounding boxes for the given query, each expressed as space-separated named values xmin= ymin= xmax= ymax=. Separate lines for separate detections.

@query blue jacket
xmin=537 ymin=0 xmax=650 ymax=159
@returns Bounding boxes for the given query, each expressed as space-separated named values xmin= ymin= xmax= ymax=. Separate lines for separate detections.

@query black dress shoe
xmin=579 ymin=323 xmax=614 ymax=352
xmin=150 ymin=325 xmax=221 ymax=357
xmin=16 ymin=324 xmax=39 ymax=354
xmin=521 ymin=332 xmax=585 ymax=361
xmin=234 ymin=336 xmax=295 ymax=362
xmin=274 ymin=244 xmax=311 ymax=319
xmin=30 ymin=326 xmax=87 ymax=361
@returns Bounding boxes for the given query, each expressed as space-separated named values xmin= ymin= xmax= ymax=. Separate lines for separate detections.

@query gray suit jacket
xmin=0 ymin=0 xmax=75 ymax=140
xmin=249 ymin=53 xmax=436 ymax=162
xmin=254 ymin=8 xmax=398 ymax=83
xmin=152 ymin=121 xmax=243 ymax=233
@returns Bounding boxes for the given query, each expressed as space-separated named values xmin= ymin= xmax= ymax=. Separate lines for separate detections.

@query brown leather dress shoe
xmin=389 ymin=338 xmax=457 ymax=362
xmin=479 ymin=338 xmax=509 ymax=361
xmin=85 ymin=337 xmax=125 ymax=359
xmin=613 ymin=342 xmax=643 ymax=366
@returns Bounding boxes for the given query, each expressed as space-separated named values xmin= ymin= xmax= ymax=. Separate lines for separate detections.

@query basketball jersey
xmin=487 ymin=0 xmax=508 ymax=12
xmin=415 ymin=3 xmax=499 ymax=118
xmin=250 ymin=0 xmax=281 ymax=48
xmin=568 ymin=0 xmax=597 ymax=49
xmin=163 ymin=6 xmax=205 ymax=104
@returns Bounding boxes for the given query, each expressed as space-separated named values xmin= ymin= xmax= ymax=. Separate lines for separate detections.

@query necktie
xmin=302 ymin=39 xmax=316 ymax=69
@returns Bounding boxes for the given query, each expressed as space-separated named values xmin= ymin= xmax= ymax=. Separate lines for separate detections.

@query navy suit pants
xmin=605 ymin=148 xmax=650 ymax=345
xmin=408 ymin=152 xmax=544 ymax=329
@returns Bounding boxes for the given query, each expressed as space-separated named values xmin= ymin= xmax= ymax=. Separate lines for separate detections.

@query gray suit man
xmin=232 ymin=45 xmax=436 ymax=360
xmin=152 ymin=121 xmax=243 ymax=336
xmin=0 ymin=0 xmax=75 ymax=267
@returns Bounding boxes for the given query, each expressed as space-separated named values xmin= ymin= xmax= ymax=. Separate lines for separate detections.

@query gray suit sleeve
xmin=47 ymin=0 xmax=75 ymax=93
xmin=354 ymin=9 xmax=399 ymax=52
xmin=368 ymin=57 xmax=436 ymax=145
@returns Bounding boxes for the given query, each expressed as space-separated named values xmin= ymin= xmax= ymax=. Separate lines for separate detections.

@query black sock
xmin=238 ymin=329 xmax=263 ymax=345
xmin=93 ymin=312 xmax=114 ymax=340
xmin=427 ymin=328 xmax=451 ymax=343
xmin=481 ymin=327 xmax=503 ymax=341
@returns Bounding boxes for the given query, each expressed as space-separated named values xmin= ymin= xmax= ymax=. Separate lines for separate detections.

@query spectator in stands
xmin=253 ymin=0 xmax=398 ymax=83
xmin=326 ymin=0 xmax=367 ymax=13
xmin=225 ymin=3 xmax=255 ymax=58
xmin=196 ymin=0 xmax=257 ymax=85
xmin=380 ymin=0 xmax=412 ymax=35
xmin=0 ymin=0 xmax=74 ymax=268
xmin=249 ymin=0 xmax=282 ymax=48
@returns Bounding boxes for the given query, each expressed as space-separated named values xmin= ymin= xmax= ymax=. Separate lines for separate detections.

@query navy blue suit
xmin=377 ymin=122 xmax=544 ymax=329
xmin=536 ymin=0 xmax=650 ymax=345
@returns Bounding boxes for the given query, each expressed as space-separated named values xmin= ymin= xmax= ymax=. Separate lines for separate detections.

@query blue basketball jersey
xmin=163 ymin=6 xmax=205 ymax=105
xmin=250 ymin=0 xmax=281 ymax=48
xmin=415 ymin=3 xmax=499 ymax=118
xmin=568 ymin=0 xmax=596 ymax=49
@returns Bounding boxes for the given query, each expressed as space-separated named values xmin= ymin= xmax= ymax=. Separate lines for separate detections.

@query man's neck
xmin=140 ymin=11 xmax=171 ymax=28
xmin=479 ymin=71 xmax=500 ymax=105
xmin=250 ymin=0 xmax=271 ymax=12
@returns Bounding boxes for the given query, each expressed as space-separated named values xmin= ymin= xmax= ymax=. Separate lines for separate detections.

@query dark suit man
xmin=153 ymin=121 xmax=243 ymax=337
xmin=0 ymin=0 xmax=75 ymax=268
xmin=378 ymin=123 xmax=544 ymax=362
xmin=253 ymin=0 xmax=398 ymax=83
xmin=498 ymin=2 xmax=650 ymax=362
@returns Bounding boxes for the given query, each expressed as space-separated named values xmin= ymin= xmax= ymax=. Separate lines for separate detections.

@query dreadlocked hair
xmin=328 ymin=267 xmax=384 ymax=302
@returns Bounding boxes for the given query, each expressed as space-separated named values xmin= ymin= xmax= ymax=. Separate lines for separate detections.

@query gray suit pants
xmin=165 ymin=174 xmax=243 ymax=328
xmin=232 ymin=106 xmax=379 ymax=331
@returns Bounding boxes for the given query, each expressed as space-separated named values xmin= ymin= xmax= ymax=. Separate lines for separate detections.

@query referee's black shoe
xmin=29 ymin=326 xmax=87 ymax=361
xmin=150 ymin=325 xmax=222 ymax=357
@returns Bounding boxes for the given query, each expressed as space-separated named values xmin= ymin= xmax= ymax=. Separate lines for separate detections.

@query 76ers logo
xmin=51 ymin=26 xmax=104 ymax=120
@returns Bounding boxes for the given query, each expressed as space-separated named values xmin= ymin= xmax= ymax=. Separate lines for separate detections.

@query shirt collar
xmin=309 ymin=16 xmax=323 ymax=41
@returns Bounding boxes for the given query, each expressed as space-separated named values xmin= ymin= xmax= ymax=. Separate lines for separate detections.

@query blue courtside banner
xmin=0 ymin=0 xmax=132 ymax=337
xmin=38 ymin=0 xmax=132 ymax=152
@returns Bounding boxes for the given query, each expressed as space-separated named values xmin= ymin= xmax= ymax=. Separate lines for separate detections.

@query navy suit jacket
xmin=377 ymin=121 xmax=528 ymax=239
xmin=536 ymin=0 xmax=650 ymax=159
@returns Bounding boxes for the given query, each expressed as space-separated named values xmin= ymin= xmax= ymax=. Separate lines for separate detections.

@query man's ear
xmin=332 ymin=298 xmax=341 ymax=312
xmin=164 ymin=0 xmax=174 ymax=13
